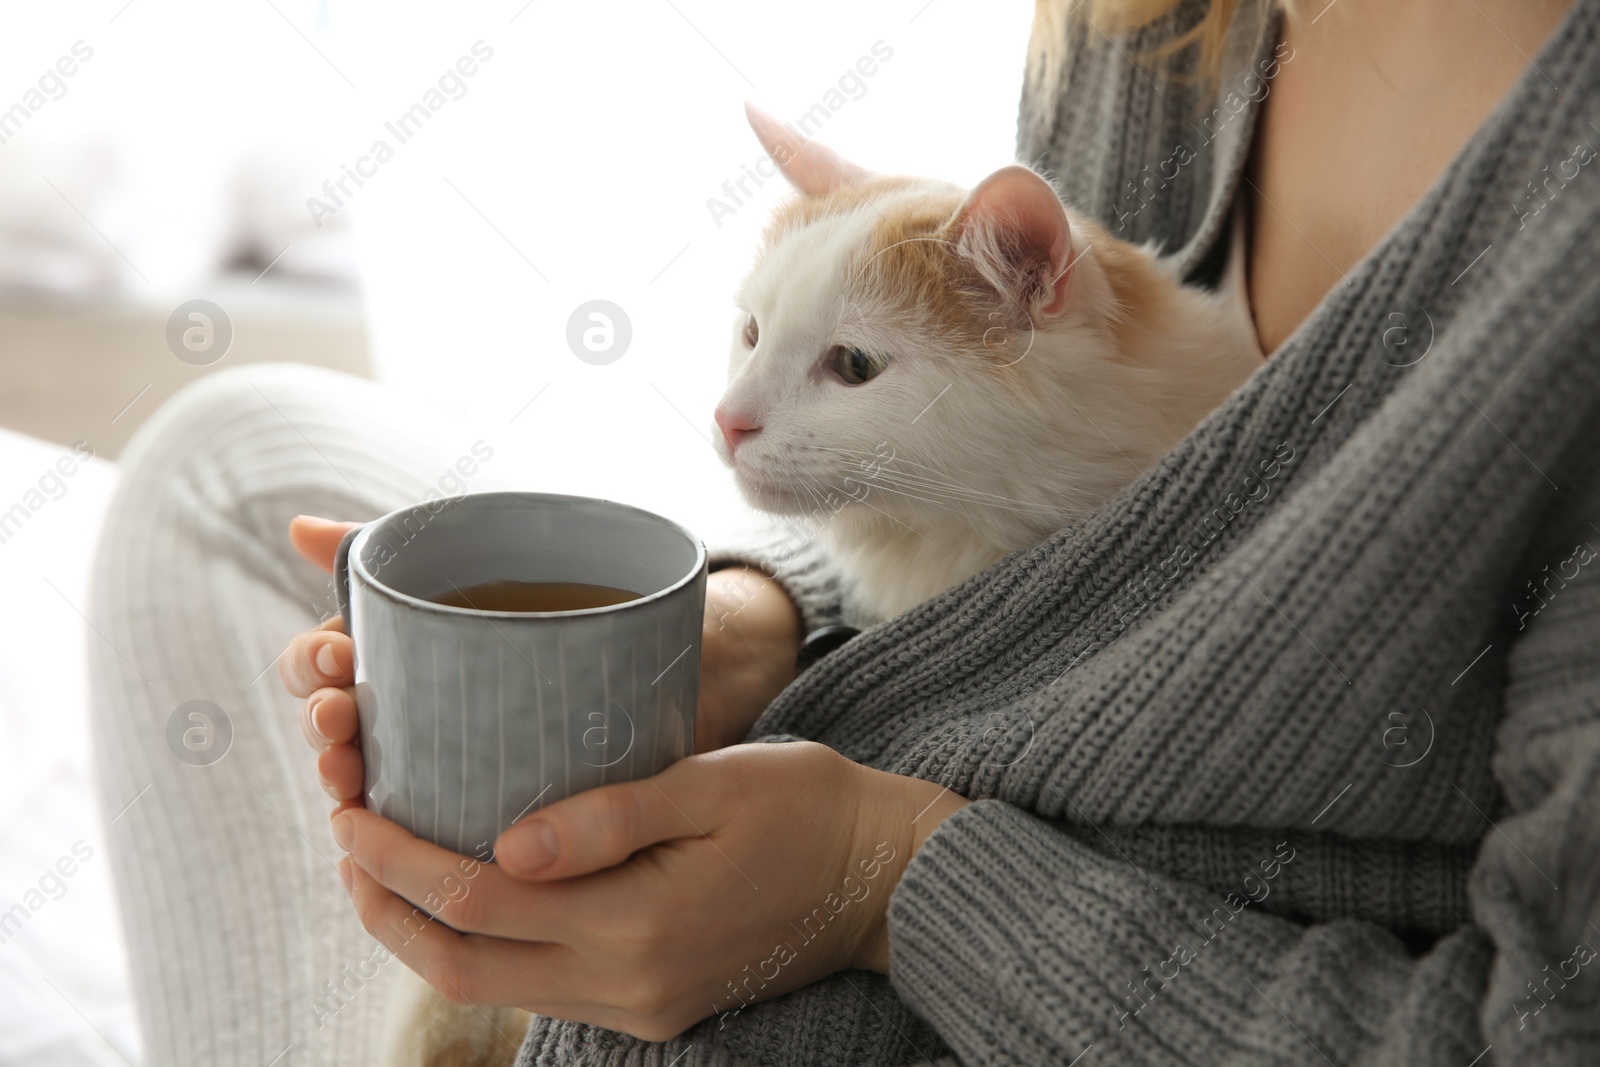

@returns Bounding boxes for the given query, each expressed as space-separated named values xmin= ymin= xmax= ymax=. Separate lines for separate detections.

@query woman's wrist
xmin=848 ymin=763 xmax=970 ymax=975
xmin=696 ymin=566 xmax=804 ymax=750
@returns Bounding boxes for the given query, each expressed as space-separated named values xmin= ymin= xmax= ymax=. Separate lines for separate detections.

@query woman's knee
xmin=91 ymin=364 xmax=392 ymax=602
xmin=116 ymin=363 xmax=372 ymax=480
xmin=93 ymin=362 xmax=503 ymax=594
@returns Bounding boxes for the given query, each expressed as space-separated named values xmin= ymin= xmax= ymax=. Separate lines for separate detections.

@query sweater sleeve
xmin=706 ymin=513 xmax=874 ymax=636
xmin=885 ymin=548 xmax=1600 ymax=1065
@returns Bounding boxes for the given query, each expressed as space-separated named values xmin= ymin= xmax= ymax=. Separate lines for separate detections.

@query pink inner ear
xmin=745 ymin=101 xmax=872 ymax=196
xmin=952 ymin=165 xmax=1075 ymax=317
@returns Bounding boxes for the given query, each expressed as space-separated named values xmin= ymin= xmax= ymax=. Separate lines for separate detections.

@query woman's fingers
xmin=341 ymin=858 xmax=626 ymax=1023
xmin=494 ymin=754 xmax=729 ymax=881
xmin=343 ymin=857 xmax=707 ymax=1040
xmin=280 ymin=628 xmax=353 ymax=698
xmin=334 ymin=807 xmax=580 ymax=941
xmin=331 ymin=795 xmax=366 ymax=816
xmin=288 ymin=515 xmax=361 ymax=574
xmin=302 ymin=686 xmax=358 ymax=750
xmin=302 ymin=682 xmax=362 ymax=800
xmin=317 ymin=742 xmax=365 ymax=801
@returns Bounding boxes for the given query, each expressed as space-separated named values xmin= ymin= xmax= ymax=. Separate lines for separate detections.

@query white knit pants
xmin=86 ymin=364 xmax=531 ymax=1067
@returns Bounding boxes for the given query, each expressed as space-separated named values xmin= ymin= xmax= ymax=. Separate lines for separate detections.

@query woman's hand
xmin=280 ymin=516 xmax=364 ymax=810
xmin=278 ymin=515 xmax=808 ymax=807
xmin=280 ymin=514 xmax=968 ymax=1038
xmin=332 ymin=740 xmax=969 ymax=1040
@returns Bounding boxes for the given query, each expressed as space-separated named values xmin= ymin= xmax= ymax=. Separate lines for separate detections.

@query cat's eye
xmin=833 ymin=346 xmax=885 ymax=385
xmin=742 ymin=314 xmax=759 ymax=348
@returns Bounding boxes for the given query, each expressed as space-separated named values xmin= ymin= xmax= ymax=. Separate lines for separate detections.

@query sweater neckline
xmin=1187 ymin=0 xmax=1592 ymax=373
xmin=1222 ymin=192 xmax=1267 ymax=363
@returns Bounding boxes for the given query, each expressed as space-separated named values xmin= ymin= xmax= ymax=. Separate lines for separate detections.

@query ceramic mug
xmin=333 ymin=491 xmax=706 ymax=858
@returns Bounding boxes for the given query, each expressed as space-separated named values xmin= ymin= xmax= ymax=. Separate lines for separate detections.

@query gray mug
xmin=333 ymin=491 xmax=706 ymax=858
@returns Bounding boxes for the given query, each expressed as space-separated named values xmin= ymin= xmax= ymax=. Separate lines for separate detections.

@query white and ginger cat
xmin=383 ymin=104 xmax=1261 ymax=1067
xmin=714 ymin=103 xmax=1260 ymax=622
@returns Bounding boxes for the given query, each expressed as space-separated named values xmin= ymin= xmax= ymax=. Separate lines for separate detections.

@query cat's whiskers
xmin=786 ymin=465 xmax=930 ymax=542
xmin=810 ymin=443 xmax=976 ymax=485
xmin=812 ymin=443 xmax=987 ymax=484
xmin=838 ymin=462 xmax=1006 ymax=503
xmin=842 ymin=477 xmax=966 ymax=515
xmin=878 ymin=474 xmax=1063 ymax=513
xmin=833 ymin=474 xmax=1034 ymax=550
xmin=751 ymin=458 xmax=835 ymax=532
xmin=790 ymin=475 xmax=832 ymax=530
xmin=809 ymin=445 xmax=1063 ymax=513
xmin=807 ymin=472 xmax=944 ymax=549
xmin=794 ymin=471 xmax=845 ymax=527
xmin=856 ymin=473 xmax=1064 ymax=516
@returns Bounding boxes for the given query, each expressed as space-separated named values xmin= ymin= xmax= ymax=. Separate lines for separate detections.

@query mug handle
xmin=333 ymin=523 xmax=365 ymax=638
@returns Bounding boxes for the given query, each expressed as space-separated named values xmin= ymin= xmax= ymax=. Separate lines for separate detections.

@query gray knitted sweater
xmin=517 ymin=1 xmax=1600 ymax=1064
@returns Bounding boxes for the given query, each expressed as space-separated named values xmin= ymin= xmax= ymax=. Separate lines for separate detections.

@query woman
xmin=90 ymin=0 xmax=1600 ymax=1063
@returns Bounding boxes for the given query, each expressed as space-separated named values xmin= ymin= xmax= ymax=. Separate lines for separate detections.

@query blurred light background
xmin=0 ymin=1 xmax=1031 ymax=1062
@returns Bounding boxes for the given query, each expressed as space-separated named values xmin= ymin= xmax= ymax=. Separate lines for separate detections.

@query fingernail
xmin=331 ymin=812 xmax=354 ymax=851
xmin=320 ymin=775 xmax=341 ymax=801
xmin=338 ymin=856 xmax=353 ymax=891
xmin=504 ymin=820 xmax=558 ymax=873
xmin=316 ymin=642 xmax=338 ymax=677
xmin=309 ymin=699 xmax=330 ymax=743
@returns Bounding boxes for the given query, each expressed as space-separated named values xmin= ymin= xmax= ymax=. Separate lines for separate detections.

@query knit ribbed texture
xmin=519 ymin=0 xmax=1600 ymax=1063
xmin=86 ymin=364 xmax=549 ymax=1066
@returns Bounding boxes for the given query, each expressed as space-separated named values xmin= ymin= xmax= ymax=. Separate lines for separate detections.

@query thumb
xmin=288 ymin=515 xmax=361 ymax=574
xmin=494 ymin=760 xmax=718 ymax=881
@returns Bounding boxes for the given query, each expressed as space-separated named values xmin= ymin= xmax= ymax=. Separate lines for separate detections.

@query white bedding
xmin=0 ymin=427 xmax=140 ymax=1066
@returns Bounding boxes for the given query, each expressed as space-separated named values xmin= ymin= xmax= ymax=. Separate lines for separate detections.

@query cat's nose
xmin=714 ymin=406 xmax=761 ymax=452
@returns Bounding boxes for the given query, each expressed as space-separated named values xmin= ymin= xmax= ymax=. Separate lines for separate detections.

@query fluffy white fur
xmin=715 ymin=104 xmax=1261 ymax=622
xmin=381 ymin=965 xmax=529 ymax=1067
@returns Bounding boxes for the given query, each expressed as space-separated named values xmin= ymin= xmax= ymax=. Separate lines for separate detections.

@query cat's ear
xmin=745 ymin=101 xmax=872 ymax=196
xmin=949 ymin=165 xmax=1076 ymax=321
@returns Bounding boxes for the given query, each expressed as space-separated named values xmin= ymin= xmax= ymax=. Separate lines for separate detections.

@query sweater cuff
xmin=885 ymin=800 xmax=1100 ymax=1061
xmin=707 ymin=516 xmax=850 ymax=636
xmin=886 ymin=800 xmax=1306 ymax=1064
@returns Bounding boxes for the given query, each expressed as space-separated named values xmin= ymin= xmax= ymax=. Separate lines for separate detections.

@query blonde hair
xmin=1031 ymin=0 xmax=1284 ymax=83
